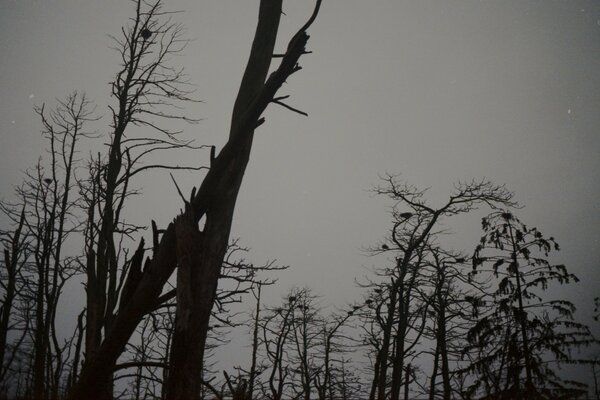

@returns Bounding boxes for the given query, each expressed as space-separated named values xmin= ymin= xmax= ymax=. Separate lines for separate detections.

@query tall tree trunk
xmin=403 ymin=365 xmax=410 ymax=400
xmin=390 ymin=283 xmax=406 ymax=400
xmin=248 ymin=285 xmax=262 ymax=399
xmin=0 ymin=209 xmax=25 ymax=379
xmin=69 ymin=1 xmax=320 ymax=398
xmin=429 ymin=334 xmax=440 ymax=400
xmin=376 ymin=281 xmax=397 ymax=400
xmin=165 ymin=1 xmax=281 ymax=398
xmin=369 ymin=350 xmax=382 ymax=400
xmin=438 ymin=301 xmax=450 ymax=400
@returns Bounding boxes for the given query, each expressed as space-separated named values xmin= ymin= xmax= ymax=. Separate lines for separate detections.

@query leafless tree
xmin=0 ymin=208 xmax=29 ymax=394
xmin=259 ymin=289 xmax=305 ymax=400
xmin=0 ymin=92 xmax=96 ymax=399
xmin=417 ymin=246 xmax=482 ymax=400
xmin=68 ymin=1 xmax=323 ymax=398
xmin=80 ymin=1 xmax=201 ymax=394
xmin=288 ymin=289 xmax=323 ymax=400
xmin=247 ymin=284 xmax=263 ymax=400
xmin=362 ymin=176 xmax=515 ymax=400
xmin=314 ymin=307 xmax=357 ymax=400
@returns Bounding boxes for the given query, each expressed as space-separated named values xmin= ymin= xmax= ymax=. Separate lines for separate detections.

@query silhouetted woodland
xmin=0 ymin=1 xmax=598 ymax=399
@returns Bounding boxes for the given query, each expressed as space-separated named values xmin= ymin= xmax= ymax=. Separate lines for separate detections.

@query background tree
xmin=0 ymin=93 xmax=95 ymax=399
xmin=0 ymin=208 xmax=28 ymax=396
xmin=314 ymin=307 xmax=357 ymax=400
xmin=253 ymin=287 xmax=359 ymax=400
xmin=260 ymin=289 xmax=302 ymax=400
xmin=288 ymin=288 xmax=322 ymax=400
xmin=363 ymin=176 xmax=515 ymax=400
xmin=462 ymin=210 xmax=596 ymax=399
xmin=420 ymin=247 xmax=480 ymax=400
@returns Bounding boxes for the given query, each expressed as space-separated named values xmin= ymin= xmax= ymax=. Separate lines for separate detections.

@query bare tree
xmin=247 ymin=284 xmax=263 ymax=400
xmin=0 ymin=92 xmax=96 ymax=399
xmin=0 ymin=208 xmax=29 ymax=393
xmin=314 ymin=307 xmax=357 ymax=400
xmin=420 ymin=247 xmax=479 ymax=400
xmin=68 ymin=2 xmax=323 ymax=398
xmin=364 ymin=176 xmax=515 ymax=400
xmin=259 ymin=289 xmax=308 ymax=400
xmin=288 ymin=289 xmax=323 ymax=400
xmin=81 ymin=1 xmax=200 ymax=391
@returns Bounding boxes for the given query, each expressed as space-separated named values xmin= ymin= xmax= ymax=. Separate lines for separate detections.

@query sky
xmin=1 ymin=0 xmax=599 ymax=387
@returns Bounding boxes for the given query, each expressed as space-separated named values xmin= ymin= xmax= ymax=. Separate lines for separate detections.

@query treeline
xmin=0 ymin=1 xmax=598 ymax=399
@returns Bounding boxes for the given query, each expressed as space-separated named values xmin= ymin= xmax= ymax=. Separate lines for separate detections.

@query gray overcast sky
xmin=1 ymin=0 xmax=599 ymax=373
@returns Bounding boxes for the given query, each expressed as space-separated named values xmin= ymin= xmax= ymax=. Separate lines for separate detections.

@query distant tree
xmin=289 ymin=288 xmax=323 ymax=400
xmin=0 ymin=93 xmax=96 ymax=399
xmin=462 ymin=211 xmax=595 ymax=399
xmin=260 ymin=289 xmax=304 ymax=400
xmin=247 ymin=283 xmax=264 ymax=400
xmin=416 ymin=245 xmax=490 ymax=400
xmin=0 ymin=208 xmax=28 ymax=395
xmin=314 ymin=307 xmax=356 ymax=400
xmin=327 ymin=357 xmax=364 ymax=400
xmin=363 ymin=176 xmax=515 ymax=400
xmin=253 ymin=287 xmax=358 ymax=400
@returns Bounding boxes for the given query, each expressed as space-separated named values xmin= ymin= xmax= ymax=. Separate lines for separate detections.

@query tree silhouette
xmin=69 ymin=1 xmax=323 ymax=399
xmin=0 ymin=93 xmax=96 ymax=399
xmin=364 ymin=176 xmax=515 ymax=400
xmin=462 ymin=211 xmax=595 ymax=399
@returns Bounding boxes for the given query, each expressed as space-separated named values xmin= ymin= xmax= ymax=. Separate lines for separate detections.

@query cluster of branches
xmin=1 ymin=0 xmax=323 ymax=399
xmin=351 ymin=176 xmax=598 ymax=400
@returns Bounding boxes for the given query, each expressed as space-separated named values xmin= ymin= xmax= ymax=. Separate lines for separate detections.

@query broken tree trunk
xmin=68 ymin=1 xmax=320 ymax=399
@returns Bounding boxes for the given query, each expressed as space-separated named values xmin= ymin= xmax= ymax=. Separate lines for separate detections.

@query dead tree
xmin=0 ymin=93 xmax=95 ymax=399
xmin=261 ymin=289 xmax=306 ymax=400
xmin=0 ymin=208 xmax=28 ymax=391
xmin=420 ymin=247 xmax=478 ymax=400
xmin=289 ymin=289 xmax=322 ymax=400
xmin=248 ymin=284 xmax=263 ymax=400
xmin=315 ymin=307 xmax=356 ymax=400
xmin=368 ymin=176 xmax=515 ymax=400
xmin=68 ymin=1 xmax=322 ymax=399
xmin=82 ymin=0 xmax=200 ymax=382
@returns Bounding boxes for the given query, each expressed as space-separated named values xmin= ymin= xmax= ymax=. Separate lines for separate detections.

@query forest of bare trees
xmin=1 ymin=1 xmax=598 ymax=399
